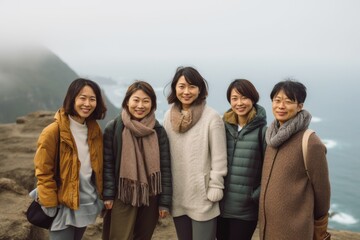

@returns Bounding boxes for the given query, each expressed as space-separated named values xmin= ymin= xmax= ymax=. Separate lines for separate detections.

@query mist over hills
xmin=0 ymin=44 xmax=119 ymax=128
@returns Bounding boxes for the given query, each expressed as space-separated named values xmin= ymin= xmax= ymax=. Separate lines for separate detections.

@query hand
xmin=159 ymin=209 xmax=169 ymax=218
xmin=104 ymin=200 xmax=113 ymax=210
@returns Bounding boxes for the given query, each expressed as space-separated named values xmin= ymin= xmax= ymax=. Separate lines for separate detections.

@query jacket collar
xmin=54 ymin=108 xmax=100 ymax=145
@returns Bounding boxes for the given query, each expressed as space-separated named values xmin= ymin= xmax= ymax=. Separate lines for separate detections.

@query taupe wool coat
xmin=259 ymin=130 xmax=330 ymax=240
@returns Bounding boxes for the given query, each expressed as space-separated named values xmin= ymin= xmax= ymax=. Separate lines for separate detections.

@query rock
xmin=83 ymin=217 xmax=103 ymax=240
xmin=0 ymin=178 xmax=28 ymax=195
xmin=16 ymin=117 xmax=26 ymax=124
xmin=0 ymin=111 xmax=52 ymax=240
xmin=0 ymin=178 xmax=32 ymax=240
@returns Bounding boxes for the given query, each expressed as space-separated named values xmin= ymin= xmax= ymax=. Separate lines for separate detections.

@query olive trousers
xmin=102 ymin=196 xmax=159 ymax=240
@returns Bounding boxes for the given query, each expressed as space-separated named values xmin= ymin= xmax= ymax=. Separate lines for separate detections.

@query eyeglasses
xmin=272 ymin=98 xmax=297 ymax=106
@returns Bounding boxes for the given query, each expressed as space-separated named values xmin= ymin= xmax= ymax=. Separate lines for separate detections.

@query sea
xmin=101 ymin=78 xmax=360 ymax=233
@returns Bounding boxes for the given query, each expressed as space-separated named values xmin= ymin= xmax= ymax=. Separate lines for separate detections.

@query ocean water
xmin=101 ymin=82 xmax=360 ymax=232
xmin=310 ymin=116 xmax=360 ymax=232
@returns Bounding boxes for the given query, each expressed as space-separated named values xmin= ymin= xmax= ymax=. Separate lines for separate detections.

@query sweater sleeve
xmin=307 ymin=133 xmax=331 ymax=219
xmin=103 ymin=120 xmax=116 ymax=200
xmin=207 ymin=114 xmax=228 ymax=190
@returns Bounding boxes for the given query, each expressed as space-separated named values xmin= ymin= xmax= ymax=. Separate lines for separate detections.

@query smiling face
xmin=272 ymin=89 xmax=303 ymax=126
xmin=230 ymin=88 xmax=254 ymax=125
xmin=73 ymin=85 xmax=97 ymax=124
xmin=127 ymin=89 xmax=152 ymax=120
xmin=175 ymin=76 xmax=200 ymax=110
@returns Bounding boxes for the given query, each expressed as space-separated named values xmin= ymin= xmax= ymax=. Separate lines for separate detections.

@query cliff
xmin=0 ymin=111 xmax=359 ymax=240
xmin=0 ymin=43 xmax=119 ymax=129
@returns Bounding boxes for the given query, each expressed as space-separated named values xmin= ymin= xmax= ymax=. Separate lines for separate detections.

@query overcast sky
xmin=1 ymin=0 xmax=359 ymax=86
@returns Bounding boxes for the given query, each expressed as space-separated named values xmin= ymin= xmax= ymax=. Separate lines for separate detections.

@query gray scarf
xmin=266 ymin=110 xmax=312 ymax=148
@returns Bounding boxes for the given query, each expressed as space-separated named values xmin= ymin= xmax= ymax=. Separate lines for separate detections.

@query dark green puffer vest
xmin=220 ymin=104 xmax=267 ymax=221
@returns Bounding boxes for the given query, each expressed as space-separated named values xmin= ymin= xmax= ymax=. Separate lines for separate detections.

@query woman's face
xmin=175 ymin=76 xmax=200 ymax=110
xmin=272 ymin=89 xmax=303 ymax=126
xmin=230 ymin=88 xmax=253 ymax=120
xmin=73 ymin=85 xmax=97 ymax=124
xmin=127 ymin=89 xmax=152 ymax=120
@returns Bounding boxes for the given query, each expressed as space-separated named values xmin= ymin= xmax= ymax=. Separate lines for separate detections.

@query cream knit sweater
xmin=164 ymin=105 xmax=227 ymax=221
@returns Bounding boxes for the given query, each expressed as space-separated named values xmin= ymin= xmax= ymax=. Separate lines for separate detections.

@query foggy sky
xmin=1 ymin=0 xmax=359 ymax=85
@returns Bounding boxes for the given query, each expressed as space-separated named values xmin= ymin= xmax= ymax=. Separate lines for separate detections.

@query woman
xmin=163 ymin=66 xmax=227 ymax=240
xmin=217 ymin=79 xmax=267 ymax=240
xmin=33 ymin=78 xmax=107 ymax=240
xmin=102 ymin=81 xmax=172 ymax=240
xmin=259 ymin=80 xmax=331 ymax=240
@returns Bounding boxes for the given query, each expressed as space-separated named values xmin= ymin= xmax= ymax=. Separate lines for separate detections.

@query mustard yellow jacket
xmin=34 ymin=108 xmax=103 ymax=210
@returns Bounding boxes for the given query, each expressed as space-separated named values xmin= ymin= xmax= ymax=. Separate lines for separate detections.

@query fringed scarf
xmin=170 ymin=101 xmax=206 ymax=133
xmin=266 ymin=109 xmax=312 ymax=148
xmin=119 ymin=109 xmax=161 ymax=207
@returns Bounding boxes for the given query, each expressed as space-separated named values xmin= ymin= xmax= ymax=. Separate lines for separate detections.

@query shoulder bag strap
xmin=302 ymin=129 xmax=315 ymax=181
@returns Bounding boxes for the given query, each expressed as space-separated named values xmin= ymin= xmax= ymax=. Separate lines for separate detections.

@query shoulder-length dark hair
xmin=167 ymin=66 xmax=208 ymax=107
xmin=270 ymin=79 xmax=307 ymax=103
xmin=63 ymin=78 xmax=107 ymax=120
xmin=122 ymin=80 xmax=157 ymax=112
xmin=226 ymin=79 xmax=259 ymax=104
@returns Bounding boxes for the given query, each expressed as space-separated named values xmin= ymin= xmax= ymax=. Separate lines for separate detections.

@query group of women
xmin=32 ymin=66 xmax=331 ymax=240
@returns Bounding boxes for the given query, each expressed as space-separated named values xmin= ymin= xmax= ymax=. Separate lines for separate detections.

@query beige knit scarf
xmin=170 ymin=101 xmax=206 ymax=133
xmin=119 ymin=109 xmax=161 ymax=207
